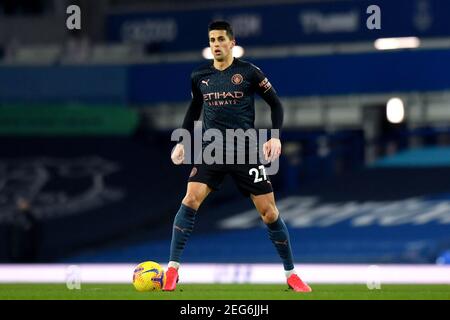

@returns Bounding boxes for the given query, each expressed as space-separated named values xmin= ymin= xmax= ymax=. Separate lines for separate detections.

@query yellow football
xmin=132 ymin=261 xmax=166 ymax=292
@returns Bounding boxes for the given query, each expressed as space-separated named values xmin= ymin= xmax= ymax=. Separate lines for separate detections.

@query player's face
xmin=209 ymin=30 xmax=235 ymax=62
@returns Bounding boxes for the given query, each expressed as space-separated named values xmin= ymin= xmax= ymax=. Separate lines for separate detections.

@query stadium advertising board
xmin=107 ymin=0 xmax=450 ymax=51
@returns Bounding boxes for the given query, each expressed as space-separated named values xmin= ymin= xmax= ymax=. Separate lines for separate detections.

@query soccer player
xmin=163 ymin=21 xmax=311 ymax=292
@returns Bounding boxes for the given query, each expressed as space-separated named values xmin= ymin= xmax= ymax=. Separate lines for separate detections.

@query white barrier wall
xmin=0 ymin=263 xmax=449 ymax=284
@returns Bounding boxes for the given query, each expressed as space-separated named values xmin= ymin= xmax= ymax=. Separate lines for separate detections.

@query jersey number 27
xmin=249 ymin=165 xmax=267 ymax=183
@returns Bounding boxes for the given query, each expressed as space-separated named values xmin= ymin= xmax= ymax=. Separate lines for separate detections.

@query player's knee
xmin=182 ymin=193 xmax=202 ymax=210
xmin=260 ymin=207 xmax=279 ymax=224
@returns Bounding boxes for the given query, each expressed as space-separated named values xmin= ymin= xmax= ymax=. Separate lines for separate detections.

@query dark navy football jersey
xmin=181 ymin=58 xmax=283 ymax=159
xmin=190 ymin=58 xmax=275 ymax=134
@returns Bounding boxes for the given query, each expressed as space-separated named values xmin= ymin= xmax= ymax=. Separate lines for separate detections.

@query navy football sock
xmin=266 ymin=216 xmax=295 ymax=271
xmin=169 ymin=204 xmax=197 ymax=263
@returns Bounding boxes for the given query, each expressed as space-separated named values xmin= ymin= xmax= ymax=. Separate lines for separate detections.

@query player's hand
xmin=171 ymin=143 xmax=185 ymax=165
xmin=263 ymin=138 xmax=282 ymax=162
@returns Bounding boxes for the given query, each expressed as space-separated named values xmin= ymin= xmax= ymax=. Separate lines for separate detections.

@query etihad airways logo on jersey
xmin=203 ymin=91 xmax=244 ymax=106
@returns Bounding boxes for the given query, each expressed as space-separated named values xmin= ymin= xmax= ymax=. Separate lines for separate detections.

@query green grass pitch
xmin=0 ymin=283 xmax=449 ymax=300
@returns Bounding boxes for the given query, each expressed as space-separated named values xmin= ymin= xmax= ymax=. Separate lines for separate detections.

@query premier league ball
xmin=132 ymin=261 xmax=166 ymax=292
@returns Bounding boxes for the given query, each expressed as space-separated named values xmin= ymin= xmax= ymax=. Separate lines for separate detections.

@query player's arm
xmin=171 ymin=76 xmax=204 ymax=165
xmin=253 ymin=66 xmax=284 ymax=162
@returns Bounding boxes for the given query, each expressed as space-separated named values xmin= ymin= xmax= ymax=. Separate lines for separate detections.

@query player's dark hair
xmin=208 ymin=20 xmax=234 ymax=40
